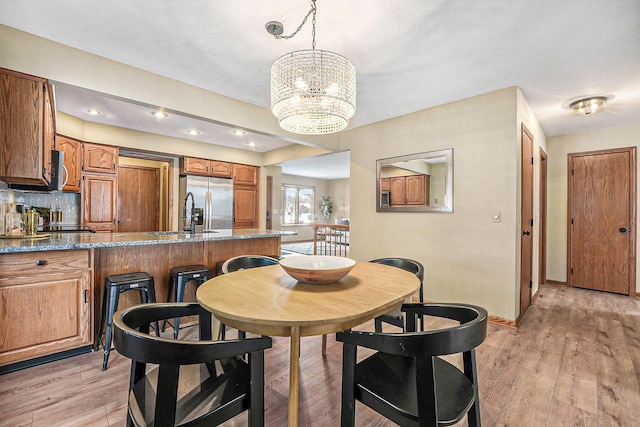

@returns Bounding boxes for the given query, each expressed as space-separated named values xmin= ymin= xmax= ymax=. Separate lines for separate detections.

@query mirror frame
xmin=376 ymin=148 xmax=453 ymax=213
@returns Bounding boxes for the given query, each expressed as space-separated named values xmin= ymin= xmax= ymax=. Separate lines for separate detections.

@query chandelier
xmin=267 ymin=0 xmax=356 ymax=135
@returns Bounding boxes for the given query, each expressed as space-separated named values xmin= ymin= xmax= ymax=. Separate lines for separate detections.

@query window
xmin=282 ymin=185 xmax=314 ymax=225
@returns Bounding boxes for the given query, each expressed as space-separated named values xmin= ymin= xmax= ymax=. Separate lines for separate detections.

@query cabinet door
xmin=82 ymin=174 xmax=118 ymax=232
xmin=56 ymin=135 xmax=82 ymax=192
xmin=0 ymin=270 xmax=91 ymax=366
xmin=233 ymin=185 xmax=258 ymax=228
xmin=83 ymin=142 xmax=118 ymax=174
xmin=233 ymin=164 xmax=258 ymax=185
xmin=0 ymin=69 xmax=49 ymax=186
xmin=210 ymin=160 xmax=232 ymax=178
xmin=181 ymin=157 xmax=210 ymax=176
xmin=390 ymin=177 xmax=406 ymax=206
xmin=42 ymin=81 xmax=55 ymax=183
xmin=405 ymin=175 xmax=427 ymax=205
xmin=380 ymin=178 xmax=390 ymax=191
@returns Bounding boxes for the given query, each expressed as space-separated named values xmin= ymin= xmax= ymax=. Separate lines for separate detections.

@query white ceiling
xmin=1 ymin=0 xmax=639 ymax=178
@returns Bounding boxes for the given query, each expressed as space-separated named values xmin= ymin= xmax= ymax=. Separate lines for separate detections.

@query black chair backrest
xmin=113 ymin=302 xmax=272 ymax=427
xmin=338 ymin=303 xmax=487 ymax=357
xmin=222 ymin=255 xmax=279 ymax=274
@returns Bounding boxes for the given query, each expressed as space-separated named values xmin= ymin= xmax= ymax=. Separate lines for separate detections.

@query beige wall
xmin=342 ymin=87 xmax=529 ymax=320
xmin=328 ymin=179 xmax=350 ymax=221
xmin=547 ymin=124 xmax=640 ymax=293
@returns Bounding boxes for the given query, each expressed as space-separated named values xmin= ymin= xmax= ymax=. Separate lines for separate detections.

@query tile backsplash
xmin=0 ymin=189 xmax=81 ymax=227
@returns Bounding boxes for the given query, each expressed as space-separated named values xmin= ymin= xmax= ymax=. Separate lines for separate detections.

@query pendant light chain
xmin=274 ymin=0 xmax=317 ymax=50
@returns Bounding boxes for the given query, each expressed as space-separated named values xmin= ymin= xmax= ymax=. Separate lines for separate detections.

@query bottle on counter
xmin=5 ymin=203 xmax=23 ymax=236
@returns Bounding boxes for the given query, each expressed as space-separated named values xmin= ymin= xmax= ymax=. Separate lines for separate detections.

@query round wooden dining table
xmin=196 ymin=261 xmax=420 ymax=427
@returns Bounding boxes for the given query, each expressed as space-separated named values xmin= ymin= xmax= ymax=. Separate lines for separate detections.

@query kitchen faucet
xmin=183 ymin=192 xmax=196 ymax=234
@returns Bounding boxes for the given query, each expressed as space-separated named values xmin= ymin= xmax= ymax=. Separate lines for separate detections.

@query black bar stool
xmin=96 ymin=272 xmax=158 ymax=371
xmin=162 ymin=265 xmax=211 ymax=339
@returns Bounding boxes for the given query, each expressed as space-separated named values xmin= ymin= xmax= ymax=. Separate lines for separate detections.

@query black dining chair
xmin=337 ymin=303 xmax=488 ymax=427
xmin=369 ymin=258 xmax=424 ymax=332
xmin=113 ymin=302 xmax=272 ymax=427
xmin=219 ymin=255 xmax=279 ymax=339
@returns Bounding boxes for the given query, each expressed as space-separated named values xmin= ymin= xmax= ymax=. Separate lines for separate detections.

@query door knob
xmin=619 ymin=227 xmax=628 ymax=233
xmin=523 ymin=230 xmax=531 ymax=236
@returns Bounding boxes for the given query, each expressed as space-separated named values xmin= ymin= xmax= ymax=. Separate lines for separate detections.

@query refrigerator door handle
xmin=207 ymin=191 xmax=213 ymax=230
xmin=205 ymin=191 xmax=211 ymax=231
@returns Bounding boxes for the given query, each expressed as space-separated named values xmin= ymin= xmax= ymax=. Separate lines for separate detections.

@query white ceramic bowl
xmin=279 ymin=255 xmax=356 ymax=284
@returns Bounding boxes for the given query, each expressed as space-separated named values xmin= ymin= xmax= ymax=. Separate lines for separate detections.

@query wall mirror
xmin=376 ymin=148 xmax=453 ymax=212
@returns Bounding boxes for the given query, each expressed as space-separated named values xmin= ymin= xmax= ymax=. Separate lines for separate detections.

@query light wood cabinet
xmin=405 ymin=175 xmax=429 ymax=205
xmin=181 ymin=157 xmax=233 ymax=178
xmin=0 ymin=68 xmax=55 ymax=186
xmin=81 ymin=142 xmax=118 ymax=231
xmin=233 ymin=185 xmax=258 ymax=228
xmin=181 ymin=157 xmax=210 ymax=176
xmin=210 ymin=160 xmax=232 ymax=178
xmin=390 ymin=177 xmax=406 ymax=206
xmin=232 ymin=164 xmax=259 ymax=228
xmin=233 ymin=164 xmax=258 ymax=185
xmin=0 ymin=250 xmax=92 ymax=367
xmin=82 ymin=142 xmax=118 ymax=174
xmin=56 ymin=135 xmax=82 ymax=192
xmin=380 ymin=178 xmax=390 ymax=192
xmin=389 ymin=175 xmax=429 ymax=206
xmin=82 ymin=174 xmax=118 ymax=232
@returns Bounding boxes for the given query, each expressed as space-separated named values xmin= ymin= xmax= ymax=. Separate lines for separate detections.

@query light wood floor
xmin=1 ymin=284 xmax=639 ymax=426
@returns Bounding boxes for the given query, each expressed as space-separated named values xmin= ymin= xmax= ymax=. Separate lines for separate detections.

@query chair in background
xmin=220 ymin=255 xmax=279 ymax=339
xmin=221 ymin=255 xmax=280 ymax=274
xmin=369 ymin=258 xmax=424 ymax=332
xmin=95 ymin=271 xmax=159 ymax=371
xmin=113 ymin=302 xmax=272 ymax=427
xmin=337 ymin=303 xmax=487 ymax=427
xmin=162 ymin=264 xmax=211 ymax=339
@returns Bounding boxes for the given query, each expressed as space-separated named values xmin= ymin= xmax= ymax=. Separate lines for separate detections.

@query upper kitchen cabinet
xmin=83 ymin=142 xmax=118 ymax=174
xmin=0 ymin=68 xmax=55 ymax=186
xmin=56 ymin=135 xmax=82 ymax=192
xmin=233 ymin=164 xmax=258 ymax=185
xmin=181 ymin=157 xmax=233 ymax=178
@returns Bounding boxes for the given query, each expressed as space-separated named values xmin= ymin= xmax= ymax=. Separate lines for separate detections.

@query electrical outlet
xmin=492 ymin=211 xmax=501 ymax=223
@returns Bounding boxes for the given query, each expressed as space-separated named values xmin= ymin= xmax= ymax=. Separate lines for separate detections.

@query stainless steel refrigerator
xmin=179 ymin=176 xmax=233 ymax=231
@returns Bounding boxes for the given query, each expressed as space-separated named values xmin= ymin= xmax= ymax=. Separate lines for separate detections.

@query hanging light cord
xmin=273 ymin=0 xmax=317 ymax=50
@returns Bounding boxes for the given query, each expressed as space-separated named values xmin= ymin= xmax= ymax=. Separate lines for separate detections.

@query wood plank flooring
xmin=1 ymin=284 xmax=639 ymax=426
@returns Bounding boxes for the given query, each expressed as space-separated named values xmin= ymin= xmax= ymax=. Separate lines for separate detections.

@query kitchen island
xmin=0 ymin=229 xmax=285 ymax=372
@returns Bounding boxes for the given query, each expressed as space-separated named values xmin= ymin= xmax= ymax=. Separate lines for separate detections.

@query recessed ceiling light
xmin=186 ymin=129 xmax=201 ymax=136
xmin=233 ymin=130 xmax=246 ymax=136
xmin=151 ymin=111 xmax=168 ymax=119
xmin=87 ymin=109 xmax=102 ymax=115
xmin=246 ymin=141 xmax=259 ymax=147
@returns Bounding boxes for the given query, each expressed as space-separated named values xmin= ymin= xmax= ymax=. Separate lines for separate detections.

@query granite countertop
xmin=0 ymin=229 xmax=294 ymax=254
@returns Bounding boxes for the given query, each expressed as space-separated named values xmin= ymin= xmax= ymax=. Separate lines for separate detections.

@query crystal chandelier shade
xmin=271 ymin=49 xmax=356 ymax=134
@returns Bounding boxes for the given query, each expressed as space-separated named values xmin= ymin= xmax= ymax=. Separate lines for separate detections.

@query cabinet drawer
xmin=0 ymin=250 xmax=91 ymax=278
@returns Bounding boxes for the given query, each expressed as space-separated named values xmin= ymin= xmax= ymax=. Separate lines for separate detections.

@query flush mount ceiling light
xmin=151 ymin=111 xmax=168 ymax=119
xmin=569 ymin=96 xmax=607 ymax=116
xmin=267 ymin=0 xmax=356 ymax=135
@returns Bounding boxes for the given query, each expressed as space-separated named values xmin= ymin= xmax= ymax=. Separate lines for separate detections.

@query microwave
xmin=380 ymin=191 xmax=390 ymax=207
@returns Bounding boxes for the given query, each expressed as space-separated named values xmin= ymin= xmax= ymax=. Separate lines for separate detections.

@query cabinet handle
xmin=84 ymin=289 xmax=88 ymax=304
xmin=35 ymin=260 xmax=46 ymax=266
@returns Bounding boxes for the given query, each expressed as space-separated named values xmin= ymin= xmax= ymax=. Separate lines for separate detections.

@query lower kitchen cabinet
xmin=0 ymin=250 xmax=92 ymax=367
